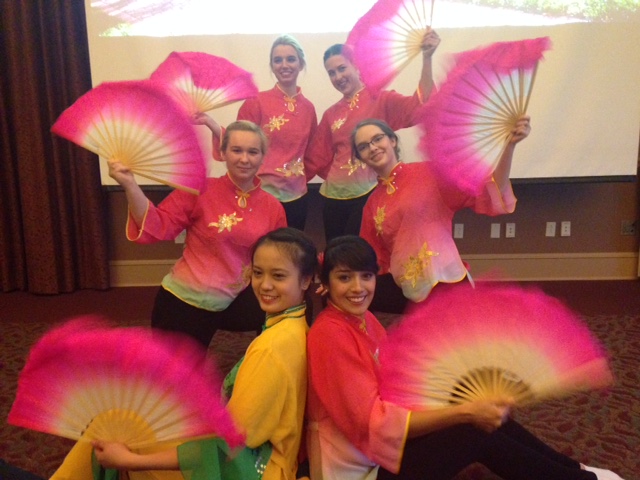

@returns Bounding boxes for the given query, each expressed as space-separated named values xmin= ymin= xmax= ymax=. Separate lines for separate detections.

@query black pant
xmin=151 ymin=285 xmax=264 ymax=348
xmin=282 ymin=194 xmax=309 ymax=231
xmin=322 ymin=193 xmax=372 ymax=243
xmin=370 ymin=273 xmax=409 ymax=314
xmin=0 ymin=460 xmax=44 ymax=480
xmin=377 ymin=420 xmax=595 ymax=480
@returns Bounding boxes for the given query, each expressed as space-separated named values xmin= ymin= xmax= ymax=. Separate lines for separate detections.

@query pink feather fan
xmin=379 ymin=282 xmax=612 ymax=409
xmin=347 ymin=0 xmax=435 ymax=92
xmin=419 ymin=37 xmax=551 ymax=195
xmin=8 ymin=316 xmax=243 ymax=449
xmin=150 ymin=51 xmax=259 ymax=116
xmin=51 ymin=80 xmax=207 ymax=194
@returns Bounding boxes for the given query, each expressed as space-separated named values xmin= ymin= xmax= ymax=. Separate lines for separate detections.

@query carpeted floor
xmin=1 ymin=281 xmax=639 ymax=479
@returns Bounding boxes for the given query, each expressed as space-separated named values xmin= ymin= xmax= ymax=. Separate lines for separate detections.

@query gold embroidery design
xmin=276 ymin=158 xmax=305 ymax=177
xmin=374 ymin=206 xmax=386 ymax=236
xmin=400 ymin=243 xmax=439 ymax=288
xmin=331 ymin=117 xmax=346 ymax=132
xmin=265 ymin=114 xmax=289 ymax=132
xmin=208 ymin=212 xmax=243 ymax=233
xmin=348 ymin=91 xmax=361 ymax=110
xmin=359 ymin=318 xmax=367 ymax=334
xmin=340 ymin=157 xmax=367 ymax=176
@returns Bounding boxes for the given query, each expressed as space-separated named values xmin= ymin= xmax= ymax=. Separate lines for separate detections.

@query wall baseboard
xmin=462 ymin=252 xmax=639 ymax=281
xmin=110 ymin=252 xmax=639 ymax=287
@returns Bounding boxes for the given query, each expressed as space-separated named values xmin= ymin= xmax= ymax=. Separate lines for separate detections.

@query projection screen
xmin=83 ymin=0 xmax=640 ymax=185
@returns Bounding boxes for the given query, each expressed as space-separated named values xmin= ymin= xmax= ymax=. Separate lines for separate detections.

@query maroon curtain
xmin=0 ymin=1 xmax=110 ymax=293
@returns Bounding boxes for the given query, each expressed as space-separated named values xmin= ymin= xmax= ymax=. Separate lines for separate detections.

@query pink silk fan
xmin=51 ymin=80 xmax=207 ymax=194
xmin=419 ymin=37 xmax=551 ymax=195
xmin=347 ymin=0 xmax=436 ymax=92
xmin=8 ymin=316 xmax=243 ymax=449
xmin=150 ymin=51 xmax=259 ymax=116
xmin=378 ymin=282 xmax=613 ymax=410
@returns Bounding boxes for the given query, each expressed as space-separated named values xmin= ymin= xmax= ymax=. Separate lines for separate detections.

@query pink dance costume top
xmin=360 ymin=161 xmax=516 ymax=302
xmin=305 ymin=88 xmax=422 ymax=200
xmin=126 ymin=174 xmax=287 ymax=311
xmin=307 ymin=302 xmax=409 ymax=479
xmin=213 ymin=85 xmax=317 ymax=203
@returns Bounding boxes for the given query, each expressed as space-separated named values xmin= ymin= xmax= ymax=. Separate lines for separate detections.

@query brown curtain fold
xmin=0 ymin=0 xmax=110 ymax=293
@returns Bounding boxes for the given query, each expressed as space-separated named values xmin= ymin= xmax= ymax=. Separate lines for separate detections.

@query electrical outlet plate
xmin=505 ymin=223 xmax=515 ymax=238
xmin=545 ymin=222 xmax=556 ymax=237
xmin=621 ymin=220 xmax=636 ymax=236
xmin=560 ymin=221 xmax=571 ymax=237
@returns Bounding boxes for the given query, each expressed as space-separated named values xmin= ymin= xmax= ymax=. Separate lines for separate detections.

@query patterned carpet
xmin=1 ymin=286 xmax=638 ymax=479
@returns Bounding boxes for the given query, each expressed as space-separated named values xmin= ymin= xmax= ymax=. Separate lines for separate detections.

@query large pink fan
xmin=347 ymin=0 xmax=435 ymax=92
xmin=150 ymin=51 xmax=259 ymax=116
xmin=8 ymin=316 xmax=243 ymax=449
xmin=51 ymin=80 xmax=207 ymax=194
xmin=419 ymin=37 xmax=551 ymax=195
xmin=379 ymin=282 xmax=612 ymax=409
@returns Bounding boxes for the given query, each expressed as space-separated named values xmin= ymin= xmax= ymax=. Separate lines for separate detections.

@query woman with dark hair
xmin=305 ymin=32 xmax=439 ymax=242
xmin=93 ymin=227 xmax=318 ymax=480
xmin=306 ymin=235 xmax=624 ymax=480
xmin=108 ymin=120 xmax=286 ymax=347
xmin=197 ymin=34 xmax=317 ymax=230
xmin=352 ymin=117 xmax=530 ymax=313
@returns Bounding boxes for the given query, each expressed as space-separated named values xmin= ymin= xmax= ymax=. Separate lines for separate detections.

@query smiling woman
xmin=107 ymin=120 xmax=286 ymax=347
xmin=195 ymin=35 xmax=318 ymax=230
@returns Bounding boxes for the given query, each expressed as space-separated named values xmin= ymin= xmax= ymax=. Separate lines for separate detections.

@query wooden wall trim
xmin=463 ymin=252 xmax=639 ymax=281
xmin=109 ymin=252 xmax=639 ymax=287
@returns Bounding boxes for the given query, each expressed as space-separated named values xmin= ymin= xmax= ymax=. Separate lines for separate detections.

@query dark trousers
xmin=377 ymin=420 xmax=594 ymax=480
xmin=370 ymin=273 xmax=409 ymax=314
xmin=322 ymin=193 xmax=372 ymax=243
xmin=282 ymin=194 xmax=309 ymax=231
xmin=151 ymin=286 xmax=264 ymax=348
xmin=0 ymin=460 xmax=44 ymax=480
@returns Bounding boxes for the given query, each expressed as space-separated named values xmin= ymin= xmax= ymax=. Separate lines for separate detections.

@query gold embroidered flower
xmin=340 ymin=157 xmax=367 ymax=176
xmin=208 ymin=212 xmax=243 ymax=233
xmin=399 ymin=243 xmax=439 ymax=288
xmin=276 ymin=157 xmax=305 ymax=177
xmin=331 ymin=117 xmax=346 ymax=132
xmin=265 ymin=114 xmax=289 ymax=132
xmin=374 ymin=206 xmax=386 ymax=236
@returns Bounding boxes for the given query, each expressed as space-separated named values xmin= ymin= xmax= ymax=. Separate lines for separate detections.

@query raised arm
xmin=492 ymin=115 xmax=531 ymax=191
xmin=107 ymin=159 xmax=149 ymax=227
xmin=192 ymin=112 xmax=222 ymax=138
xmin=418 ymin=29 xmax=441 ymax=101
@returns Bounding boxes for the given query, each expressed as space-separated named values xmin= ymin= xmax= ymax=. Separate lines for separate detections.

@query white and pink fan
xmin=379 ymin=282 xmax=613 ymax=409
xmin=150 ymin=51 xmax=259 ymax=116
xmin=347 ymin=0 xmax=436 ymax=92
xmin=8 ymin=316 xmax=243 ymax=448
xmin=419 ymin=37 xmax=551 ymax=195
xmin=51 ymin=80 xmax=207 ymax=194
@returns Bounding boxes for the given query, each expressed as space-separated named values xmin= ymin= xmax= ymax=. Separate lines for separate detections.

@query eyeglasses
xmin=355 ymin=133 xmax=387 ymax=155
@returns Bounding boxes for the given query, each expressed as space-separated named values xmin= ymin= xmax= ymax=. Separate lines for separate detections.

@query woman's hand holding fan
xmin=51 ymin=80 xmax=207 ymax=195
xmin=419 ymin=37 xmax=551 ymax=195
xmin=347 ymin=0 xmax=437 ymax=92
xmin=378 ymin=282 xmax=613 ymax=410
xmin=8 ymin=316 xmax=243 ymax=448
